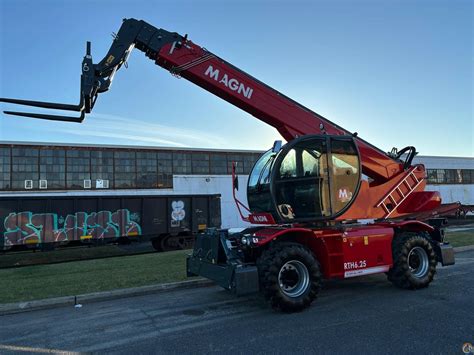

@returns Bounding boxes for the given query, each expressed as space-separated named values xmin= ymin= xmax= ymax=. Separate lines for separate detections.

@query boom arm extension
xmin=0 ymin=18 xmax=406 ymax=183
xmin=0 ymin=19 xmax=182 ymax=122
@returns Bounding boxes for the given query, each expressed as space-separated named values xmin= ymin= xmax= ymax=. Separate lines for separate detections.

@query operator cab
xmin=247 ymin=135 xmax=361 ymax=223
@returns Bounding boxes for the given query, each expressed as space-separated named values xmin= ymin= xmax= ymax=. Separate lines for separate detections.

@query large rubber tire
xmin=257 ymin=243 xmax=322 ymax=312
xmin=387 ymin=233 xmax=437 ymax=289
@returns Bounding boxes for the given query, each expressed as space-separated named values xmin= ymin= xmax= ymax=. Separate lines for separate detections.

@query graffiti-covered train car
xmin=0 ymin=194 xmax=221 ymax=251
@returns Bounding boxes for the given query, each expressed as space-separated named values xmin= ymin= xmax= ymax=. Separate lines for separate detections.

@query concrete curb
xmin=1 ymin=246 xmax=473 ymax=316
xmin=0 ymin=278 xmax=214 ymax=316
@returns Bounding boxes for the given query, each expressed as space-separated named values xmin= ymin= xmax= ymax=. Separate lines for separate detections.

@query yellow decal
xmin=198 ymin=224 xmax=207 ymax=230
xmin=127 ymin=231 xmax=138 ymax=236
xmin=25 ymin=238 xmax=39 ymax=245
xmin=105 ymin=55 xmax=115 ymax=66
xmin=80 ymin=235 xmax=92 ymax=240
xmin=364 ymin=236 xmax=369 ymax=245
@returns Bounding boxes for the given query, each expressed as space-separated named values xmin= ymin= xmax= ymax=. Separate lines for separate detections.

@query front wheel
xmin=257 ymin=243 xmax=322 ymax=312
xmin=388 ymin=233 xmax=437 ymax=289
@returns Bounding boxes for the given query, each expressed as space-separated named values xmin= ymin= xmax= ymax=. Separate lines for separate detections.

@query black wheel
xmin=257 ymin=243 xmax=322 ymax=312
xmin=388 ymin=233 xmax=437 ymax=289
xmin=151 ymin=237 xmax=164 ymax=252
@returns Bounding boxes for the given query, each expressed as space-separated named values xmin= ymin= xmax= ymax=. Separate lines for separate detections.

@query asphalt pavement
xmin=1 ymin=250 xmax=473 ymax=354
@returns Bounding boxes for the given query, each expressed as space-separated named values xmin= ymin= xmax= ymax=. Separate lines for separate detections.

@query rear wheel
xmin=388 ymin=233 xmax=437 ymax=289
xmin=257 ymin=243 xmax=322 ymax=312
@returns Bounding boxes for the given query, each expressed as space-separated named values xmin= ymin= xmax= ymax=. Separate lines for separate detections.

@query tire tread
xmin=257 ymin=242 xmax=322 ymax=312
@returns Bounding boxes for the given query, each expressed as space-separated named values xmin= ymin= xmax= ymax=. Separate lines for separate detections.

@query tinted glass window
xmin=247 ymin=150 xmax=275 ymax=213
xmin=248 ymin=150 xmax=275 ymax=189
xmin=330 ymin=139 xmax=360 ymax=214
xmin=274 ymin=138 xmax=331 ymax=219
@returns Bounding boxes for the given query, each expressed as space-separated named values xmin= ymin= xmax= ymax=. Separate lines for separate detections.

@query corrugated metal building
xmin=0 ymin=142 xmax=472 ymax=228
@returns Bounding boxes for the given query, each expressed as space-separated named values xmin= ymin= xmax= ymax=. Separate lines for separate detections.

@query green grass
xmin=0 ymin=249 xmax=191 ymax=304
xmin=446 ymin=231 xmax=474 ymax=248
xmin=0 ymin=229 xmax=472 ymax=305
xmin=0 ymin=244 xmax=155 ymax=268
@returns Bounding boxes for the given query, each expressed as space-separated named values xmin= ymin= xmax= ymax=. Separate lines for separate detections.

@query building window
xmin=227 ymin=153 xmax=244 ymax=174
xmin=11 ymin=147 xmax=39 ymax=190
xmin=157 ymin=173 xmax=173 ymax=188
xmin=0 ymin=147 xmax=11 ymax=190
xmin=66 ymin=149 xmax=91 ymax=189
xmin=39 ymin=148 xmax=66 ymax=189
xmin=461 ymin=169 xmax=473 ymax=184
xmin=114 ymin=151 xmax=136 ymax=188
xmin=157 ymin=152 xmax=173 ymax=188
xmin=136 ymin=151 xmax=158 ymax=188
xmin=444 ymin=169 xmax=457 ymax=184
xmin=172 ymin=152 xmax=192 ymax=174
xmin=243 ymin=153 xmax=261 ymax=174
xmin=209 ymin=153 xmax=228 ymax=174
xmin=192 ymin=153 xmax=210 ymax=174
xmin=157 ymin=152 xmax=172 ymax=173
xmin=91 ymin=150 xmax=114 ymax=188
xmin=426 ymin=168 xmax=474 ymax=184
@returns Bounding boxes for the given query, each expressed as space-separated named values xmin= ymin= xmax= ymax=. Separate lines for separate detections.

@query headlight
xmin=241 ymin=236 xmax=249 ymax=245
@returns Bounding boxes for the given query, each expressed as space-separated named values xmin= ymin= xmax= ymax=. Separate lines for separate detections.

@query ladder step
xmin=389 ymin=195 xmax=398 ymax=204
xmin=410 ymin=172 xmax=419 ymax=183
xmin=396 ymin=187 xmax=405 ymax=197
xmin=376 ymin=167 xmax=423 ymax=215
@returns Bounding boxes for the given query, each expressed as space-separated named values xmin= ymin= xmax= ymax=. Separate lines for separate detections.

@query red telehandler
xmin=1 ymin=19 xmax=455 ymax=311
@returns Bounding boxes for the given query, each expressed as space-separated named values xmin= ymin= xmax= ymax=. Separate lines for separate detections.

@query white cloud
xmin=44 ymin=112 xmax=227 ymax=148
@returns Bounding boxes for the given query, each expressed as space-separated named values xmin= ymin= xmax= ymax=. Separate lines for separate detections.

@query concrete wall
xmin=425 ymin=184 xmax=474 ymax=205
xmin=172 ymin=175 xmax=252 ymax=229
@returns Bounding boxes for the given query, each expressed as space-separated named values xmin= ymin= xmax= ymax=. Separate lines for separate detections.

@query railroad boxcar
xmin=0 ymin=194 xmax=221 ymax=251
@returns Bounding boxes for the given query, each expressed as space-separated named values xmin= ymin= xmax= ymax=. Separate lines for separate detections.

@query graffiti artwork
xmin=3 ymin=209 xmax=142 ymax=247
xmin=171 ymin=200 xmax=186 ymax=221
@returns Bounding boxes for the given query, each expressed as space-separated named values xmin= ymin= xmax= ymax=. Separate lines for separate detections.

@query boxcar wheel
xmin=388 ymin=233 xmax=437 ymax=289
xmin=257 ymin=243 xmax=322 ymax=312
xmin=151 ymin=237 xmax=164 ymax=252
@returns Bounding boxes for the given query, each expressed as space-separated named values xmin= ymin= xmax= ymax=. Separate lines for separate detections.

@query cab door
xmin=273 ymin=136 xmax=331 ymax=220
xmin=271 ymin=135 xmax=361 ymax=222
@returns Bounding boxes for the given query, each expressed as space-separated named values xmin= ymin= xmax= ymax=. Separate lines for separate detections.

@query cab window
xmin=331 ymin=140 xmax=360 ymax=214
xmin=274 ymin=138 xmax=331 ymax=219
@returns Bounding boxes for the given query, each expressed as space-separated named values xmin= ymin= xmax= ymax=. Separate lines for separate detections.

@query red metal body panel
xmin=341 ymin=227 xmax=393 ymax=278
xmin=153 ymin=42 xmax=441 ymax=219
xmin=155 ymin=44 xmax=400 ymax=183
xmin=252 ymin=223 xmax=402 ymax=279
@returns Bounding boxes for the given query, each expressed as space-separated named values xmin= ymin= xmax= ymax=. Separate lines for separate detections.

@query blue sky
xmin=0 ymin=0 xmax=472 ymax=156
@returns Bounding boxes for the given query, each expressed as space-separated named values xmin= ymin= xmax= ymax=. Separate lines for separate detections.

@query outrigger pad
xmin=186 ymin=228 xmax=259 ymax=295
